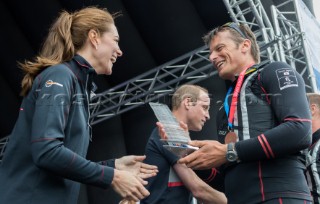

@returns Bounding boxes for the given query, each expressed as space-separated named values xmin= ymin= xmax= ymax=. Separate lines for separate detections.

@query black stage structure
xmin=0 ymin=0 xmax=317 ymax=203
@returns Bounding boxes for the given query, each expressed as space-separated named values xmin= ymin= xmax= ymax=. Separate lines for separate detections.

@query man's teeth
xmin=217 ymin=61 xmax=224 ymax=67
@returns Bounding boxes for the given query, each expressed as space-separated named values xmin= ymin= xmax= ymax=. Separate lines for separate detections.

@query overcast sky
xmin=314 ymin=0 xmax=320 ymax=21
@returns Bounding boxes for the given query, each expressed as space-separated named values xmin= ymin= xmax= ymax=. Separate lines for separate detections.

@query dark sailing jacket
xmin=0 ymin=55 xmax=115 ymax=204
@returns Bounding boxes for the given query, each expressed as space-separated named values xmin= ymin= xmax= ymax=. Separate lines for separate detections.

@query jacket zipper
xmin=85 ymin=74 xmax=92 ymax=141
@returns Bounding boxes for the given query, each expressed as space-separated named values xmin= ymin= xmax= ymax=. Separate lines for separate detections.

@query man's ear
xmin=310 ymin=104 xmax=318 ymax=116
xmin=241 ymin=39 xmax=251 ymax=53
xmin=183 ymin=98 xmax=191 ymax=110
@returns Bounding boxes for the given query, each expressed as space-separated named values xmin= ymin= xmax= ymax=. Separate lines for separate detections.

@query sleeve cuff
xmin=102 ymin=166 xmax=114 ymax=188
xmin=104 ymin=158 xmax=115 ymax=168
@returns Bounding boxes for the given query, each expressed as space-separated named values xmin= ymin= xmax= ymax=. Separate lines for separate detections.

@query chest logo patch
xmin=45 ymin=80 xmax=63 ymax=87
xmin=276 ymin=68 xmax=298 ymax=90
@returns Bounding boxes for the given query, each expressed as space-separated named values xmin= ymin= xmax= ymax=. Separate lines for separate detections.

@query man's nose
xmin=205 ymin=111 xmax=210 ymax=120
xmin=209 ymin=52 xmax=217 ymax=67
xmin=117 ymin=48 xmax=123 ymax=57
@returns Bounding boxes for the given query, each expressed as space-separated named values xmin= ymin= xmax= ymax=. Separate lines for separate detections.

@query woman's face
xmin=92 ymin=24 xmax=123 ymax=75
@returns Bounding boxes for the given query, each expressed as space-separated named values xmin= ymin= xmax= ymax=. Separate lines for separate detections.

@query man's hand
xmin=178 ymin=140 xmax=228 ymax=169
xmin=156 ymin=121 xmax=188 ymax=140
xmin=112 ymin=169 xmax=150 ymax=202
xmin=115 ymin=155 xmax=158 ymax=179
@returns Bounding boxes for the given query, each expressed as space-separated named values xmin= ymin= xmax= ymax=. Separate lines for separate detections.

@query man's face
xmin=208 ymin=31 xmax=244 ymax=81
xmin=186 ymin=91 xmax=210 ymax=131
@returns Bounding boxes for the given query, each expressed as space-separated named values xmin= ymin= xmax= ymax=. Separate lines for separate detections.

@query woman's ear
xmin=88 ymin=29 xmax=100 ymax=49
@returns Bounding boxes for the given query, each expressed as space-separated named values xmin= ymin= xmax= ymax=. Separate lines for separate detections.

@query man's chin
xmin=196 ymin=126 xmax=203 ymax=131
xmin=105 ymin=67 xmax=112 ymax=75
xmin=189 ymin=126 xmax=202 ymax=132
xmin=219 ymin=72 xmax=234 ymax=81
xmin=218 ymin=72 xmax=228 ymax=79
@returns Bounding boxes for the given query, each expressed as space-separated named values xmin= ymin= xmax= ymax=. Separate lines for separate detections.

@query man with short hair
xmin=305 ymin=93 xmax=320 ymax=203
xmin=141 ymin=84 xmax=227 ymax=204
xmin=176 ymin=23 xmax=312 ymax=204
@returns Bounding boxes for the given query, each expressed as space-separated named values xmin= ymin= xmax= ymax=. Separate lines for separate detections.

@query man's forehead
xmin=198 ymin=93 xmax=210 ymax=102
xmin=209 ymin=31 xmax=233 ymax=48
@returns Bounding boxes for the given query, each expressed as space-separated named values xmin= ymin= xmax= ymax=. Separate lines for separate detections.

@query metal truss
xmin=91 ymin=0 xmax=318 ymax=124
xmin=0 ymin=136 xmax=9 ymax=162
xmin=89 ymin=0 xmax=282 ymax=125
xmin=1 ymin=0 xmax=316 ymax=160
xmin=223 ymin=0 xmax=280 ymax=64
xmin=89 ymin=46 xmax=217 ymax=125
xmin=223 ymin=0 xmax=317 ymax=92
xmin=271 ymin=0 xmax=318 ymax=92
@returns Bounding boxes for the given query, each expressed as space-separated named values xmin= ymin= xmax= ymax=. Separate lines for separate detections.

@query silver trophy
xmin=149 ymin=102 xmax=198 ymax=157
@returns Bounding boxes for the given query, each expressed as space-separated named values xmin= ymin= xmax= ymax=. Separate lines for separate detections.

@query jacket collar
xmin=312 ymin=128 xmax=320 ymax=144
xmin=66 ymin=54 xmax=96 ymax=84
xmin=64 ymin=54 xmax=97 ymax=96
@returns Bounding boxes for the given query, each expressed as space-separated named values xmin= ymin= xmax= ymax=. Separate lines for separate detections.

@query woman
xmin=0 ymin=6 xmax=157 ymax=204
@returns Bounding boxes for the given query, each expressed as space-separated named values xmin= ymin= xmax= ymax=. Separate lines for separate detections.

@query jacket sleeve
xmin=99 ymin=159 xmax=116 ymax=168
xmin=236 ymin=62 xmax=312 ymax=161
xmin=30 ymin=65 xmax=113 ymax=189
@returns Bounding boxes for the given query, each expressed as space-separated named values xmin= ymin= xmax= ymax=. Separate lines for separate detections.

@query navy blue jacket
xmin=0 ymin=55 xmax=114 ymax=204
xmin=218 ymin=62 xmax=312 ymax=204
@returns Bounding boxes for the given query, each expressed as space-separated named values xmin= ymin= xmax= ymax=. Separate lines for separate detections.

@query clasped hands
xmin=157 ymin=121 xmax=227 ymax=170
